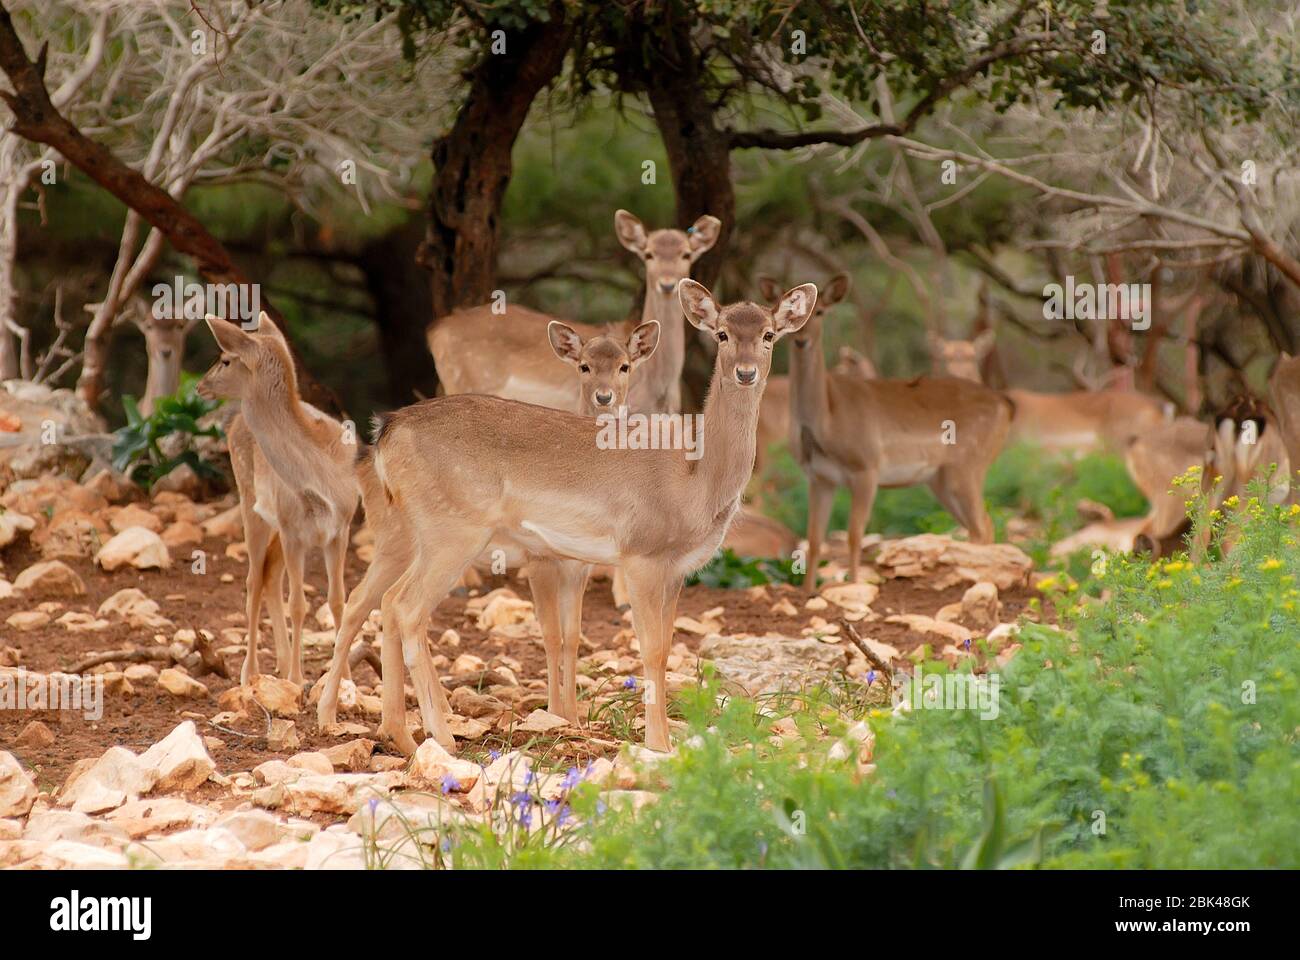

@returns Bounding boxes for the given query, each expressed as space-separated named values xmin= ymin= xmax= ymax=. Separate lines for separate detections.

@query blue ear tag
xmin=687 ymin=226 xmax=696 ymax=234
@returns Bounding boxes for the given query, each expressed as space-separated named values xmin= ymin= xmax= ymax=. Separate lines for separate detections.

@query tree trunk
xmin=419 ymin=11 xmax=573 ymax=337
xmin=640 ymin=30 xmax=736 ymax=410
xmin=0 ymin=179 xmax=20 ymax=380
xmin=358 ymin=216 xmax=439 ymax=405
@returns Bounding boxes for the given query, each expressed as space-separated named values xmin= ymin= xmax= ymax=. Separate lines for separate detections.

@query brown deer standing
xmin=315 ymin=321 xmax=661 ymax=752
xmin=759 ymin=277 xmax=1013 ymax=589
xmin=197 ymin=314 xmax=358 ymax=686
xmin=428 ymin=210 xmax=719 ymax=414
xmin=367 ymin=280 xmax=817 ymax=753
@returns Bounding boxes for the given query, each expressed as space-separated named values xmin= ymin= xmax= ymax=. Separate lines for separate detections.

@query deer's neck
xmin=692 ymin=369 xmax=762 ymax=517
xmin=789 ymin=333 xmax=831 ymax=443
xmin=628 ymin=288 xmax=684 ymax=414
xmin=240 ymin=371 xmax=345 ymax=501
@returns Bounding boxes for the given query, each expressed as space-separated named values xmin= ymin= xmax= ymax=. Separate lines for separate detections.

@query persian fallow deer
xmin=1212 ymin=397 xmax=1292 ymax=507
xmin=754 ymin=274 xmax=862 ymax=491
xmin=315 ymin=321 xmax=661 ymax=751
xmin=1268 ymin=353 xmax=1300 ymax=503
xmin=928 ymin=332 xmax=1167 ymax=454
xmin=429 ymin=210 xmax=720 ymax=415
xmin=1125 ymin=417 xmax=1215 ymax=557
xmin=761 ymin=280 xmax=1013 ymax=589
xmin=197 ymin=313 xmax=359 ymax=686
xmin=368 ymin=280 xmax=817 ymax=753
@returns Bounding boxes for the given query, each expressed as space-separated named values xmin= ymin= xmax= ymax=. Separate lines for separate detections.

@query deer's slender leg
xmin=324 ymin=533 xmax=351 ymax=682
xmin=624 ymin=558 xmax=681 ymax=753
xmin=528 ymin=558 xmax=566 ymax=719
xmin=317 ymin=544 xmax=403 ymax=731
xmin=557 ymin=560 xmax=590 ymax=722
xmin=240 ymin=515 xmax=276 ymax=685
xmin=846 ymin=471 xmax=878 ymax=584
xmin=804 ymin=475 xmax=834 ymax=591
xmin=282 ymin=534 xmax=309 ymax=686
xmin=385 ymin=527 xmax=490 ymax=752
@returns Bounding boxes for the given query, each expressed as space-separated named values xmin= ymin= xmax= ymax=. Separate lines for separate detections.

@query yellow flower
xmin=1223 ymin=495 xmax=1240 ymax=508
xmin=1035 ymin=576 xmax=1057 ymax=591
xmin=1258 ymin=558 xmax=1284 ymax=572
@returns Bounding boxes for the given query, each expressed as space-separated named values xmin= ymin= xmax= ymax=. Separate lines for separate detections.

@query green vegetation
xmin=110 ymin=374 xmax=225 ymax=489
xmin=363 ymin=491 xmax=1300 ymax=869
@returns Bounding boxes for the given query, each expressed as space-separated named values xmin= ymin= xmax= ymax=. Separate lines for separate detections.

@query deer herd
xmin=192 ymin=210 xmax=1300 ymax=756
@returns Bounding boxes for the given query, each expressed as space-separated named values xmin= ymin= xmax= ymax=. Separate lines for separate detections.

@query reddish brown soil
xmin=1 ymin=531 xmax=1037 ymax=790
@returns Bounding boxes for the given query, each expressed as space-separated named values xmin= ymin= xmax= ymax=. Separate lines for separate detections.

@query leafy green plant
xmin=111 ymin=375 xmax=225 ymax=489
xmin=687 ymin=548 xmax=799 ymax=588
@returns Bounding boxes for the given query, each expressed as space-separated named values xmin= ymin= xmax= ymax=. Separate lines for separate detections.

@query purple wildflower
xmin=866 ymin=670 xmax=876 ymax=685
xmin=440 ymin=774 xmax=461 ymax=794
xmin=561 ymin=766 xmax=581 ymax=790
xmin=622 ymin=677 xmax=637 ymax=690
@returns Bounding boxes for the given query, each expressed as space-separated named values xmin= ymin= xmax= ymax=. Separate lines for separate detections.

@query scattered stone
xmin=0 ymin=510 xmax=35 ymax=548
xmin=56 ymin=611 xmax=111 ymax=632
xmin=960 ymin=581 xmax=1000 ymax=631
xmin=138 ymin=721 xmax=216 ymax=792
xmin=697 ymin=633 xmax=850 ymax=696
xmin=267 ymin=719 xmax=300 ymax=752
xmin=6 ymin=610 xmax=50 ymax=631
xmin=97 ymin=587 xmax=173 ymax=629
xmin=109 ymin=503 xmax=163 ymax=534
xmin=250 ymin=675 xmax=302 ymax=717
xmin=201 ymin=505 xmax=243 ymax=539
xmin=320 ymin=739 xmax=375 ymax=772
xmin=874 ymin=534 xmax=1033 ymax=590
xmin=448 ymin=685 xmax=507 ymax=719
xmin=157 ymin=668 xmax=208 ymax=698
xmin=821 ymin=582 xmax=880 ymax=617
xmin=446 ymin=715 xmax=490 ymax=740
xmin=0 ymin=752 xmax=38 ymax=817
xmin=57 ymin=746 xmax=154 ymax=814
xmin=161 ymin=520 xmax=204 ymax=548
xmin=12 ymin=559 xmax=85 ymax=597
xmin=287 ymin=752 xmax=334 ymax=776
xmin=23 ymin=809 xmax=130 ymax=848
xmin=124 ymin=663 xmax=159 ymax=682
xmin=14 ymin=720 xmax=55 ymax=750
xmin=517 ymin=709 xmax=569 ymax=734
xmin=281 ymin=772 xmax=402 ymax=816
xmin=96 ymin=526 xmax=170 ymax=571
xmin=409 ymin=739 xmax=480 ymax=793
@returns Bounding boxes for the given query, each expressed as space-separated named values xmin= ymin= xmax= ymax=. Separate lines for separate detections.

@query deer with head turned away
xmin=428 ymin=209 xmax=720 ymax=415
xmin=366 ymin=280 xmax=817 ymax=754
xmin=928 ymin=331 xmax=1168 ymax=454
xmin=759 ymin=275 xmax=1013 ymax=590
xmin=196 ymin=313 xmax=359 ymax=687
xmin=314 ymin=320 xmax=662 ymax=753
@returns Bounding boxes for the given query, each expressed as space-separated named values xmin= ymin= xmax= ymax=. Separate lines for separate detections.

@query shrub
xmin=111 ymin=375 xmax=224 ymax=489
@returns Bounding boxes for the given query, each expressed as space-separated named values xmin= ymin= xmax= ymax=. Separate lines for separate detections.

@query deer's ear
xmin=627 ymin=320 xmax=660 ymax=366
xmin=687 ymin=215 xmax=722 ymax=258
xmin=679 ymin=279 xmax=720 ymax=332
xmin=614 ymin=210 xmax=648 ymax=255
xmin=253 ymin=310 xmax=288 ymax=344
xmin=826 ymin=272 xmax=851 ymax=306
xmin=205 ymin=316 xmax=256 ymax=358
xmin=547 ymin=321 xmax=584 ymax=366
xmin=773 ymin=283 xmax=818 ymax=335
xmin=973 ymin=329 xmax=997 ymax=359
xmin=756 ymin=276 xmax=782 ymax=306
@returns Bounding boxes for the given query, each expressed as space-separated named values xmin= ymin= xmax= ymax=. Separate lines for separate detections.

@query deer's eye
xmin=619 ymin=364 xmax=630 ymax=374
xmin=763 ymin=331 xmax=775 ymax=343
xmin=681 ymin=254 xmax=690 ymax=261
xmin=716 ymin=331 xmax=728 ymax=343
xmin=221 ymin=358 xmax=231 ymax=367
xmin=644 ymin=253 xmax=653 ymax=261
xmin=579 ymin=364 xmax=590 ymax=373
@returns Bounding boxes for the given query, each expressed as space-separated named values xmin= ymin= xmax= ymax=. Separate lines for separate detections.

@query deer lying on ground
xmin=758 ymin=277 xmax=1012 ymax=588
xmin=428 ymin=210 xmax=720 ymax=414
xmin=928 ymin=332 xmax=1167 ymax=454
xmin=315 ymin=321 xmax=661 ymax=752
xmin=366 ymin=280 xmax=817 ymax=753
xmin=197 ymin=314 xmax=359 ymax=686
xmin=1126 ymin=399 xmax=1291 ymax=557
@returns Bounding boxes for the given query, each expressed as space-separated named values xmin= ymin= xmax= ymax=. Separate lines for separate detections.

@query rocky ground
xmin=1 ymin=470 xmax=1038 ymax=869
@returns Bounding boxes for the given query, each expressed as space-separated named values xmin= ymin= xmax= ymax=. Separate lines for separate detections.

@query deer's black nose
xmin=594 ymin=390 xmax=614 ymax=406
xmin=735 ymin=366 xmax=757 ymax=385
